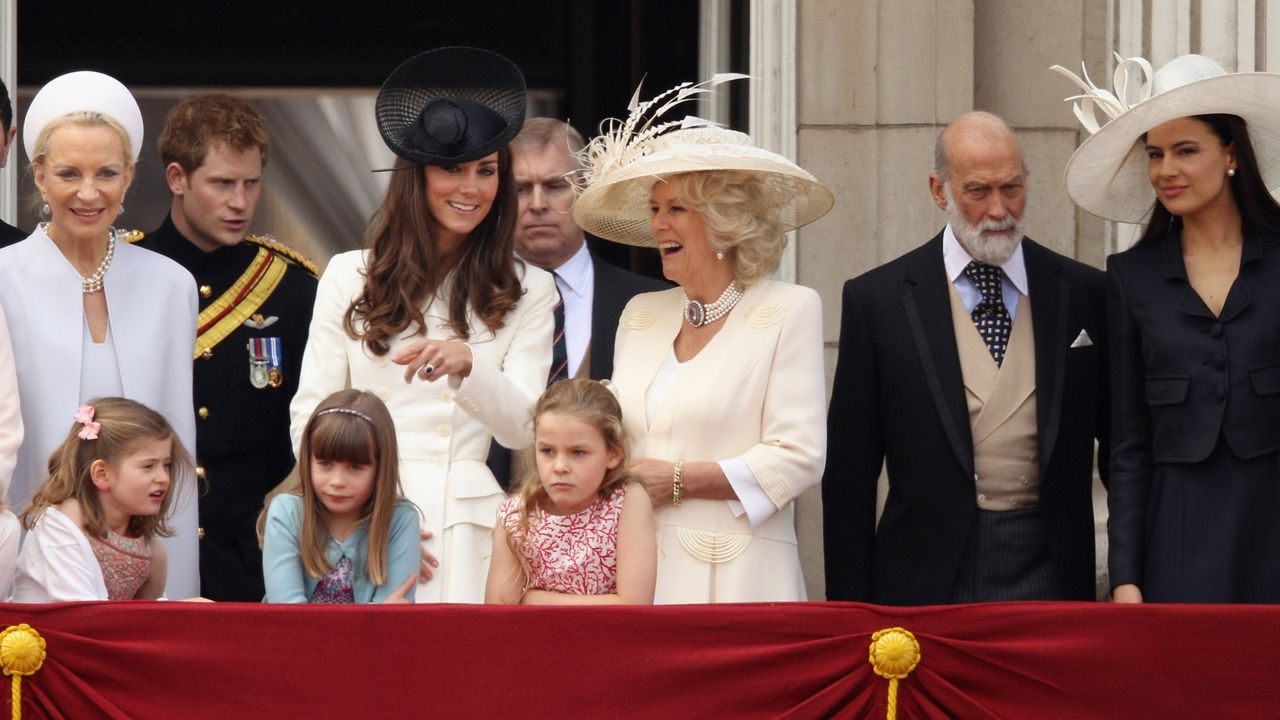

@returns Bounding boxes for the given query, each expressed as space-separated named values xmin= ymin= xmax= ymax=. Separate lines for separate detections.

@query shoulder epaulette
xmin=245 ymin=234 xmax=320 ymax=276
xmin=117 ymin=229 xmax=145 ymax=244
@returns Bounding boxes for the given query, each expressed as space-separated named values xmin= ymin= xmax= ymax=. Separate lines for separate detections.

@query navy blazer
xmin=1107 ymin=231 xmax=1280 ymax=587
xmin=822 ymin=233 xmax=1109 ymax=605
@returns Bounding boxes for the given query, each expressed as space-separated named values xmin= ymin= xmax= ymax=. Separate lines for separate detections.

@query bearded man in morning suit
xmin=822 ymin=112 xmax=1108 ymax=605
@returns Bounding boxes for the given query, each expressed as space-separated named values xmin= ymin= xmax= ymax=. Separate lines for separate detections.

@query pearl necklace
xmin=40 ymin=223 xmax=117 ymax=294
xmin=80 ymin=231 xmax=117 ymax=294
xmin=683 ymin=282 xmax=743 ymax=328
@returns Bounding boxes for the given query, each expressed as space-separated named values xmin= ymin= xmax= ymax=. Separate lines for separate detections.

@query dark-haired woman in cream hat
xmin=290 ymin=48 xmax=556 ymax=603
xmin=1056 ymin=54 xmax=1280 ymax=603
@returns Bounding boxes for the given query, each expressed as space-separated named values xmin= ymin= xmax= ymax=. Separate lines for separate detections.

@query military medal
xmin=247 ymin=337 xmax=284 ymax=389
xmin=247 ymin=338 xmax=270 ymax=389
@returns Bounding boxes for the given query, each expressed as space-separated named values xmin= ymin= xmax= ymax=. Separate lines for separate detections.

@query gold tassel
xmin=1 ymin=624 xmax=47 ymax=720
xmin=869 ymin=627 xmax=921 ymax=720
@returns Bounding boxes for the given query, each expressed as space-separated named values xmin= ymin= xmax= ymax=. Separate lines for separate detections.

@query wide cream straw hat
xmin=1053 ymin=53 xmax=1280 ymax=223
xmin=573 ymin=75 xmax=833 ymax=247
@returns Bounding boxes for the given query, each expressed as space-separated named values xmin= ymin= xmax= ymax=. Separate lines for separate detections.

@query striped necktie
xmin=548 ymin=275 xmax=569 ymax=384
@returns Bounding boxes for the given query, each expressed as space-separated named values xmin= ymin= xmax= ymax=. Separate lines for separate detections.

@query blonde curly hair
xmin=668 ymin=170 xmax=787 ymax=287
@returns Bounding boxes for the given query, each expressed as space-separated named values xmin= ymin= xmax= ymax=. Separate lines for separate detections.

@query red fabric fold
xmin=0 ymin=601 xmax=1276 ymax=719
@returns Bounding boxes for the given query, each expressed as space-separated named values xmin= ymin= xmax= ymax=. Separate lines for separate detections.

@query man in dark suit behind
xmin=0 ymin=78 xmax=25 ymax=246
xmin=487 ymin=118 xmax=666 ymax=489
xmin=822 ymin=112 xmax=1108 ymax=605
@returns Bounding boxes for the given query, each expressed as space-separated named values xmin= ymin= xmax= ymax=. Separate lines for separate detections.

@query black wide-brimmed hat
xmin=375 ymin=46 xmax=527 ymax=166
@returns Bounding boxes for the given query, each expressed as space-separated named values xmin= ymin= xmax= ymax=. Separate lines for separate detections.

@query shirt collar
xmin=942 ymin=223 xmax=1029 ymax=296
xmin=548 ymin=241 xmax=592 ymax=298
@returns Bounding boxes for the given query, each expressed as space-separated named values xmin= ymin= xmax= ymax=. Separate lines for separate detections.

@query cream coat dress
xmin=0 ymin=227 xmax=199 ymax=599
xmin=612 ymin=280 xmax=826 ymax=602
xmin=290 ymin=250 xmax=555 ymax=603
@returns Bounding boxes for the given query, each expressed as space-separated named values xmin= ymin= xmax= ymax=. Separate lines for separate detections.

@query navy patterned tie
xmin=548 ymin=275 xmax=569 ymax=384
xmin=963 ymin=261 xmax=1011 ymax=366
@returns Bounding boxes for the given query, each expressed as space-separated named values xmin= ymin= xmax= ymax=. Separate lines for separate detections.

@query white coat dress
xmin=290 ymin=250 xmax=555 ymax=603
xmin=0 ymin=226 xmax=199 ymax=599
xmin=611 ymin=280 xmax=827 ymax=603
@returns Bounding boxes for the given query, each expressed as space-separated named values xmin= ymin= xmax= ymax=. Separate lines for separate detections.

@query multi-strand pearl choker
xmin=81 ymin=232 xmax=117 ymax=294
xmin=39 ymin=223 xmax=117 ymax=294
xmin=683 ymin=282 xmax=744 ymax=328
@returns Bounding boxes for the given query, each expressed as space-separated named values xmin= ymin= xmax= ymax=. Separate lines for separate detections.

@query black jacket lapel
xmin=903 ymin=234 xmax=974 ymax=477
xmin=1023 ymin=239 xmax=1067 ymax=476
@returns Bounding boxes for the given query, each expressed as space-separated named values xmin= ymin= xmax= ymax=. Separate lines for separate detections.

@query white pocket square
xmin=1069 ymin=329 xmax=1093 ymax=348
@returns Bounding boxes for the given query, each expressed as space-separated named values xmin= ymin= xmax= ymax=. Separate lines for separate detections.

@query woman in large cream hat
xmin=574 ymin=78 xmax=833 ymax=602
xmin=1055 ymin=54 xmax=1280 ymax=603
xmin=290 ymin=47 xmax=557 ymax=603
xmin=0 ymin=70 xmax=199 ymax=599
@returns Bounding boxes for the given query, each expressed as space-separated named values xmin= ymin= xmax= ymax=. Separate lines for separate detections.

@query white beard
xmin=944 ymin=185 xmax=1024 ymax=266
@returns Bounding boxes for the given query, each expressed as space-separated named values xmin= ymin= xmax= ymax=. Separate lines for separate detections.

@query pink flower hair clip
xmin=74 ymin=405 xmax=100 ymax=440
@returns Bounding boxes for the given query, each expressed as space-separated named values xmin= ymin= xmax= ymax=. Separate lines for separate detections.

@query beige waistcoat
xmin=948 ymin=282 xmax=1040 ymax=511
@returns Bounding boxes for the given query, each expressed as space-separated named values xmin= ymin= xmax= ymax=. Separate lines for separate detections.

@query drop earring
xmin=1227 ymin=168 xmax=1236 ymax=177
xmin=716 ymin=250 xmax=725 ymax=261
xmin=119 ymin=203 xmax=125 ymax=215
xmin=40 ymin=202 xmax=51 ymax=219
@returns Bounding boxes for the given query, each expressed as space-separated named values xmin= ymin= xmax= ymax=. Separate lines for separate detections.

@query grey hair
xmin=933 ymin=111 xmax=1030 ymax=181
xmin=510 ymin=117 xmax=586 ymax=170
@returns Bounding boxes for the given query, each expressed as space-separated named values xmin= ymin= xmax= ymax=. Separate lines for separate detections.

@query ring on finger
xmin=418 ymin=364 xmax=436 ymax=379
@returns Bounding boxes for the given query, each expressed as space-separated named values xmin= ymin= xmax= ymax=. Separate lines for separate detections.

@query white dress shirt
xmin=550 ymin=242 xmax=594 ymax=378
xmin=942 ymin=224 xmax=1028 ymax=317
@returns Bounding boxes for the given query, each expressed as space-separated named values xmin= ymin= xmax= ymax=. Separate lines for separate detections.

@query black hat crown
xmin=376 ymin=46 xmax=527 ymax=166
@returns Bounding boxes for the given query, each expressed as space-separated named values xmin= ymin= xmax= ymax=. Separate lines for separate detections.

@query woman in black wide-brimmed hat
xmin=289 ymin=48 xmax=556 ymax=603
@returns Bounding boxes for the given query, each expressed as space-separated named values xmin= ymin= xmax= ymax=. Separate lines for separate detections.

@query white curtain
xmin=255 ymin=94 xmax=394 ymax=260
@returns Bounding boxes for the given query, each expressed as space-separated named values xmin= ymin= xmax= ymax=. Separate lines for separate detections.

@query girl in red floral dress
xmin=486 ymin=379 xmax=655 ymax=604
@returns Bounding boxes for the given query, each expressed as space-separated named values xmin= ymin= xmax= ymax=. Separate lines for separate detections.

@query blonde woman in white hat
xmin=574 ymin=80 xmax=833 ymax=602
xmin=1056 ymin=55 xmax=1280 ymax=603
xmin=0 ymin=71 xmax=200 ymax=599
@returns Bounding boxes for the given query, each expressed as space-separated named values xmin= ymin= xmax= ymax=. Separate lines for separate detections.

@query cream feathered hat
xmin=1053 ymin=53 xmax=1280 ymax=223
xmin=572 ymin=75 xmax=833 ymax=247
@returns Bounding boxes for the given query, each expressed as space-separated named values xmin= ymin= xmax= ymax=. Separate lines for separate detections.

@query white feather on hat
xmin=572 ymin=75 xmax=833 ymax=247
xmin=1053 ymin=53 xmax=1280 ymax=223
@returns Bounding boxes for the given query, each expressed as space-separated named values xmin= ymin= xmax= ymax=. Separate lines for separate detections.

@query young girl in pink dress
xmin=486 ymin=379 xmax=655 ymax=604
xmin=12 ymin=398 xmax=193 ymax=601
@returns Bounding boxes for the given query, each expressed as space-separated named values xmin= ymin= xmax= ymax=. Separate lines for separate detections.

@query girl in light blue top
xmin=263 ymin=389 xmax=419 ymax=603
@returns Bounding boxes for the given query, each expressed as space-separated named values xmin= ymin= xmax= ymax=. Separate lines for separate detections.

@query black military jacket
xmin=137 ymin=214 xmax=318 ymax=601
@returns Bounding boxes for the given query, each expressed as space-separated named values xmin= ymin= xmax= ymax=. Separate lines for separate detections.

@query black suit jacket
xmin=0 ymin=220 xmax=25 ymax=248
xmin=1107 ymin=232 xmax=1280 ymax=588
xmin=587 ymin=251 xmax=670 ymax=379
xmin=822 ymin=233 xmax=1108 ymax=605
xmin=488 ymin=251 xmax=666 ymax=490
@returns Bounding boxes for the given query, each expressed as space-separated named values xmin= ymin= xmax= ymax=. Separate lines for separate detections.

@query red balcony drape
xmin=0 ymin=601 xmax=1276 ymax=719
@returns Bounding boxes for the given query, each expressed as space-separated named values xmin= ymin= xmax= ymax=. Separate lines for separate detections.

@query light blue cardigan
xmin=262 ymin=494 xmax=420 ymax=603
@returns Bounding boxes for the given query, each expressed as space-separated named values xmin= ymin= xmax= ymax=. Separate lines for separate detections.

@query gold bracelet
xmin=672 ymin=459 xmax=684 ymax=507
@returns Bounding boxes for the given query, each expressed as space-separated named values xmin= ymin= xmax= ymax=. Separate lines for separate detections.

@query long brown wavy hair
xmin=344 ymin=148 xmax=524 ymax=355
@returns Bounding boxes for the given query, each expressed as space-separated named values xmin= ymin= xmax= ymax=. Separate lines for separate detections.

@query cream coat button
xmin=438 ymin=425 xmax=451 ymax=437
xmin=441 ymin=390 xmax=456 ymax=403
xmin=377 ymin=388 xmax=390 ymax=401
xmin=376 ymin=356 xmax=388 ymax=367
xmin=434 ymin=456 xmax=447 ymax=467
